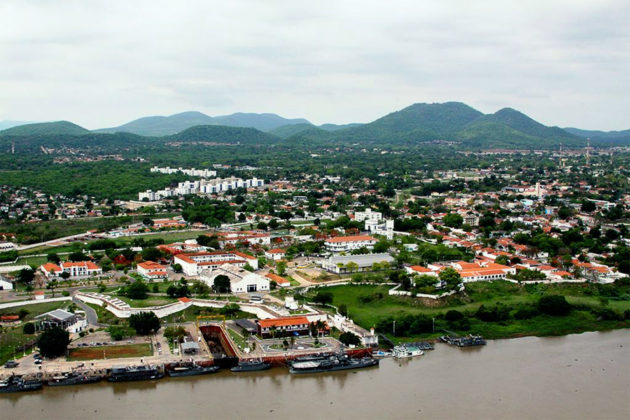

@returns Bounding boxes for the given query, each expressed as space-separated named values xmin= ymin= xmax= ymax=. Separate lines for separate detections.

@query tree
xmin=338 ymin=303 xmax=348 ymax=317
xmin=142 ymin=217 xmax=154 ymax=227
xmin=141 ymin=247 xmax=162 ymax=262
xmin=128 ymin=312 xmax=161 ymax=335
xmin=172 ymin=263 xmax=183 ymax=273
xmin=313 ymin=291 xmax=333 ymax=305
xmin=47 ymin=253 xmax=60 ymax=264
xmin=439 ymin=267 xmax=462 ymax=290
xmin=339 ymin=331 xmax=361 ymax=346
xmin=17 ymin=268 xmax=35 ymax=284
xmin=125 ymin=281 xmax=149 ymax=299
xmin=22 ymin=322 xmax=35 ymax=334
xmin=60 ymin=271 xmax=70 ymax=280
xmin=37 ymin=326 xmax=70 ymax=358
xmin=495 ymin=255 xmax=510 ymax=266
xmin=47 ymin=280 xmax=59 ymax=297
xmin=538 ymin=295 xmax=571 ymax=316
xmin=68 ymin=251 xmax=90 ymax=261
xmin=276 ymin=261 xmax=287 ymax=276
xmin=163 ymin=326 xmax=186 ymax=343
xmin=219 ymin=303 xmax=241 ymax=317
xmin=581 ymin=200 xmax=596 ymax=213
xmin=443 ymin=213 xmax=463 ymax=228
xmin=213 ymin=275 xmax=231 ymax=293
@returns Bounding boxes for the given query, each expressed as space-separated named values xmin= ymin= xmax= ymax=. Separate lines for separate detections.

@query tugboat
xmin=230 ymin=359 xmax=271 ymax=372
xmin=392 ymin=345 xmax=424 ymax=359
xmin=107 ymin=365 xmax=164 ymax=382
xmin=47 ymin=371 xmax=102 ymax=386
xmin=0 ymin=375 xmax=43 ymax=393
xmin=289 ymin=354 xmax=379 ymax=374
xmin=167 ymin=362 xmax=220 ymax=377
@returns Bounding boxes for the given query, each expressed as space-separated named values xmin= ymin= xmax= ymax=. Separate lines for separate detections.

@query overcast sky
xmin=1 ymin=0 xmax=628 ymax=130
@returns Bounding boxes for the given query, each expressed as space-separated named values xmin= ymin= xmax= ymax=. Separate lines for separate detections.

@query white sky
xmin=0 ymin=0 xmax=628 ymax=130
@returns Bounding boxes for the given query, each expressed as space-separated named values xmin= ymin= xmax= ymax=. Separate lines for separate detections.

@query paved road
xmin=72 ymin=296 xmax=102 ymax=326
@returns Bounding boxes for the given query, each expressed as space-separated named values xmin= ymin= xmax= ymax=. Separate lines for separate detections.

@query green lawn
xmin=307 ymin=281 xmax=630 ymax=340
xmin=114 ymin=229 xmax=213 ymax=244
xmin=0 ymin=327 xmax=37 ymax=365
xmin=0 ymin=301 xmax=72 ymax=320
xmin=227 ymin=327 xmax=248 ymax=349
xmin=115 ymin=295 xmax=178 ymax=308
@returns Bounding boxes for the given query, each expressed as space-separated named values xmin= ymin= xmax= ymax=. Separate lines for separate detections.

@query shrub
xmin=22 ymin=322 xmax=35 ymax=334
xmin=339 ymin=331 xmax=361 ymax=346
xmin=538 ymin=295 xmax=571 ymax=316
xmin=445 ymin=310 xmax=464 ymax=322
xmin=514 ymin=306 xmax=539 ymax=320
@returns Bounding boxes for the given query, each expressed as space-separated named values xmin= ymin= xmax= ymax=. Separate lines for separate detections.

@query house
xmin=174 ymin=251 xmax=259 ymax=276
xmin=265 ymin=272 xmax=290 ymax=288
xmin=200 ymin=264 xmax=269 ymax=293
xmin=257 ymin=316 xmax=310 ymax=338
xmin=40 ymin=261 xmax=102 ymax=279
xmin=264 ymin=248 xmax=286 ymax=261
xmin=405 ymin=265 xmax=439 ymax=277
xmin=450 ymin=261 xmax=515 ymax=282
xmin=324 ymin=235 xmax=377 ymax=253
xmin=137 ymin=261 xmax=168 ymax=280
xmin=322 ymin=253 xmax=394 ymax=274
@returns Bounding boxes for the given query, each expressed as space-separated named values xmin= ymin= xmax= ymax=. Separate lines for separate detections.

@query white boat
xmin=392 ymin=345 xmax=424 ymax=359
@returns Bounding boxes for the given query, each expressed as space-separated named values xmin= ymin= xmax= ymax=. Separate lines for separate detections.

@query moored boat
xmin=107 ymin=365 xmax=164 ymax=382
xmin=231 ymin=359 xmax=271 ymax=372
xmin=167 ymin=362 xmax=220 ymax=377
xmin=289 ymin=355 xmax=379 ymax=374
xmin=47 ymin=371 xmax=102 ymax=386
xmin=392 ymin=345 xmax=424 ymax=359
xmin=0 ymin=375 xmax=43 ymax=393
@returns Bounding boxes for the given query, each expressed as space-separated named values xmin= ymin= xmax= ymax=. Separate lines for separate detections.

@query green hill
xmin=168 ymin=125 xmax=280 ymax=144
xmin=0 ymin=121 xmax=90 ymax=136
xmin=94 ymin=111 xmax=215 ymax=136
xmin=212 ymin=113 xmax=310 ymax=131
xmin=269 ymin=123 xmax=315 ymax=138
xmin=564 ymin=127 xmax=630 ymax=144
xmin=97 ymin=111 xmax=311 ymax=136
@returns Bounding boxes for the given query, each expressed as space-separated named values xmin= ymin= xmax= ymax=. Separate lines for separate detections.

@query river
xmin=2 ymin=330 xmax=629 ymax=419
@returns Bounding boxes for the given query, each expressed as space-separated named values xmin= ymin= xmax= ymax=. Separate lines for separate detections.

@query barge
xmin=108 ymin=365 xmax=164 ymax=382
xmin=0 ymin=375 xmax=43 ymax=393
xmin=167 ymin=362 xmax=220 ymax=377
xmin=289 ymin=355 xmax=379 ymax=374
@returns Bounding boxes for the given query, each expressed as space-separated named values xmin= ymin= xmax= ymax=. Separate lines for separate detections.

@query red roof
xmin=258 ymin=316 xmax=309 ymax=328
xmin=138 ymin=261 xmax=166 ymax=270
xmin=265 ymin=273 xmax=289 ymax=284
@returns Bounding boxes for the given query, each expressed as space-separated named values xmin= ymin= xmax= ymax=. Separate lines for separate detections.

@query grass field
xmin=306 ymin=281 xmax=630 ymax=341
xmin=0 ymin=301 xmax=72 ymax=320
xmin=67 ymin=343 xmax=153 ymax=361
xmin=114 ymin=229 xmax=213 ymax=244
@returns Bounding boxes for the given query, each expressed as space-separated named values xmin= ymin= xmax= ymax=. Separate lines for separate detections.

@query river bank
xmin=2 ymin=330 xmax=629 ymax=419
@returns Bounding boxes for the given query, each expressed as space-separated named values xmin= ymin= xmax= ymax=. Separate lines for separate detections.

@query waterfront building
xmin=257 ymin=316 xmax=310 ymax=338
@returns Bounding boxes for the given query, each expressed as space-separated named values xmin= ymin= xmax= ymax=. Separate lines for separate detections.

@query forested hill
xmin=0 ymin=102 xmax=613 ymax=150
xmin=94 ymin=111 xmax=214 ymax=136
xmin=96 ymin=111 xmax=310 ymax=136
xmin=285 ymin=102 xmax=586 ymax=148
xmin=564 ymin=127 xmax=630 ymax=144
xmin=0 ymin=121 xmax=90 ymax=136
xmin=167 ymin=125 xmax=280 ymax=144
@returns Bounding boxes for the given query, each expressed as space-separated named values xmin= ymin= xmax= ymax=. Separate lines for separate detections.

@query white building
xmin=174 ymin=251 xmax=259 ymax=276
xmin=354 ymin=208 xmax=382 ymax=223
xmin=137 ymin=261 xmax=168 ymax=280
xmin=139 ymin=177 xmax=265 ymax=201
xmin=40 ymin=261 xmax=102 ymax=279
xmin=264 ymin=249 xmax=286 ymax=261
xmin=324 ymin=235 xmax=377 ymax=253
xmin=365 ymin=219 xmax=394 ymax=240
xmin=200 ymin=264 xmax=269 ymax=294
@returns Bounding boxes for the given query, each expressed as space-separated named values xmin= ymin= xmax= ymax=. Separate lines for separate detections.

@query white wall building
xmin=324 ymin=235 xmax=377 ymax=253
xmin=354 ymin=208 xmax=382 ymax=223
xmin=200 ymin=264 xmax=269 ymax=294
xmin=174 ymin=251 xmax=259 ymax=276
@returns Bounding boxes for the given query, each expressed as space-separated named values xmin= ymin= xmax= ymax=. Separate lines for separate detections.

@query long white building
xmin=174 ymin=251 xmax=259 ymax=276
xmin=139 ymin=177 xmax=265 ymax=201
xmin=199 ymin=264 xmax=269 ymax=294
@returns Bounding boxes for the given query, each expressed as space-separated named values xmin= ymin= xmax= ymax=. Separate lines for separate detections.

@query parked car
xmin=4 ymin=360 xmax=19 ymax=368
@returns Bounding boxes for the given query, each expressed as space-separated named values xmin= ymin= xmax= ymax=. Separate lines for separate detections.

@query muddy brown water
xmin=2 ymin=330 xmax=629 ymax=419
